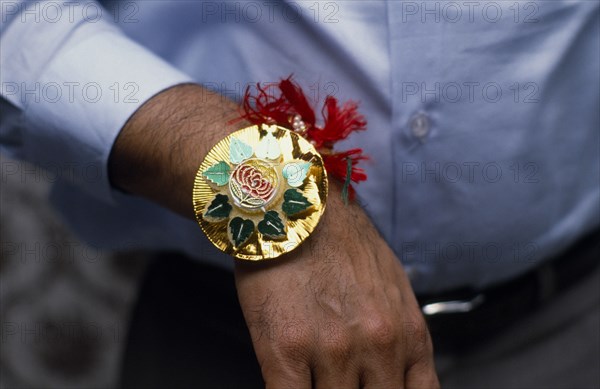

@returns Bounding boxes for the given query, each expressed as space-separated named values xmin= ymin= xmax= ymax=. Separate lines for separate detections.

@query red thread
xmin=239 ymin=76 xmax=368 ymax=199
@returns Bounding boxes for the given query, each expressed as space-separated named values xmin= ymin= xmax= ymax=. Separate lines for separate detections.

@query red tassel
xmin=239 ymin=75 xmax=369 ymax=199
xmin=241 ymin=83 xmax=290 ymax=125
xmin=308 ymin=97 xmax=366 ymax=149
xmin=279 ymin=78 xmax=316 ymax=128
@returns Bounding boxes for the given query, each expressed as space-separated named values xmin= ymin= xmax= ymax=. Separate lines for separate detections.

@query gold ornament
xmin=193 ymin=124 xmax=328 ymax=260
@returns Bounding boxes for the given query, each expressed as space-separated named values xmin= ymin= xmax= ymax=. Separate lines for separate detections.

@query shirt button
xmin=410 ymin=112 xmax=430 ymax=140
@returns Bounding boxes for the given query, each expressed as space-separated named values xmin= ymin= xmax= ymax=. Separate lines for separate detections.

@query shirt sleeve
xmin=0 ymin=0 xmax=194 ymax=203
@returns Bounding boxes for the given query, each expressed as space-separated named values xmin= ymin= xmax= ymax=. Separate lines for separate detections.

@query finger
xmin=405 ymin=359 xmax=440 ymax=389
xmin=361 ymin=365 xmax=404 ymax=389
xmin=312 ymin=355 xmax=360 ymax=389
xmin=313 ymin=368 xmax=359 ymax=389
xmin=404 ymin=323 xmax=439 ymax=389
xmin=262 ymin=361 xmax=312 ymax=389
xmin=310 ymin=321 xmax=359 ymax=389
xmin=358 ymin=310 xmax=405 ymax=389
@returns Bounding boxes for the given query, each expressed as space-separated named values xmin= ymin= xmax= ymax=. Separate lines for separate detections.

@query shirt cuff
xmin=1 ymin=2 xmax=193 ymax=203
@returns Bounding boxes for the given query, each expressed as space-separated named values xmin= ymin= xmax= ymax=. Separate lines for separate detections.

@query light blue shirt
xmin=1 ymin=0 xmax=598 ymax=294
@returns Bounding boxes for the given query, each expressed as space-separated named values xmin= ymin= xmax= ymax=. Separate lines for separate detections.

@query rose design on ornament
xmin=235 ymin=165 xmax=275 ymax=200
xmin=229 ymin=159 xmax=279 ymax=209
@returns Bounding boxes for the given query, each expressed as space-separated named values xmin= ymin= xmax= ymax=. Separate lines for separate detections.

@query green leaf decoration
xmin=204 ymin=194 xmax=232 ymax=220
xmin=255 ymin=132 xmax=281 ymax=160
xmin=282 ymin=189 xmax=312 ymax=216
xmin=283 ymin=161 xmax=311 ymax=188
xmin=258 ymin=211 xmax=286 ymax=239
xmin=203 ymin=161 xmax=231 ymax=186
xmin=229 ymin=137 xmax=253 ymax=164
xmin=229 ymin=217 xmax=255 ymax=247
xmin=341 ymin=157 xmax=352 ymax=205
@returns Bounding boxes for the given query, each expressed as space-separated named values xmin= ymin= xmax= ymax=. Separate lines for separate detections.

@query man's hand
xmin=235 ymin=183 xmax=439 ymax=388
xmin=109 ymin=84 xmax=439 ymax=388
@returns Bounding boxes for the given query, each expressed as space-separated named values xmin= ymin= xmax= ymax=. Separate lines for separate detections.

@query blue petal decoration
xmin=229 ymin=138 xmax=253 ymax=164
xmin=283 ymin=162 xmax=311 ymax=187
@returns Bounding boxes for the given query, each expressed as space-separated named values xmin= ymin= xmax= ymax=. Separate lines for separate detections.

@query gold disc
xmin=193 ymin=124 xmax=328 ymax=260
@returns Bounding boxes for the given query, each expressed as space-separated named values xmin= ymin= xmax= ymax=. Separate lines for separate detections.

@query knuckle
xmin=278 ymin=343 xmax=312 ymax=366
xmin=403 ymin=317 xmax=427 ymax=341
xmin=362 ymin=313 xmax=397 ymax=348
xmin=321 ymin=332 xmax=351 ymax=359
xmin=279 ymin=335 xmax=311 ymax=354
xmin=277 ymin=321 xmax=313 ymax=355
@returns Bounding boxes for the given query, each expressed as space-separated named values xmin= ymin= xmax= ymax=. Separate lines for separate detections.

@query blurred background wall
xmin=1 ymin=154 xmax=146 ymax=388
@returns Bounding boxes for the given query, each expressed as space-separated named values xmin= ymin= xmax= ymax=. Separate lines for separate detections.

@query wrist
xmin=233 ymin=181 xmax=359 ymax=272
xmin=108 ymin=83 xmax=247 ymax=218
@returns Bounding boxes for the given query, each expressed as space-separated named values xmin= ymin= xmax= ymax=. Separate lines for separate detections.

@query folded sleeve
xmin=0 ymin=0 xmax=193 ymax=202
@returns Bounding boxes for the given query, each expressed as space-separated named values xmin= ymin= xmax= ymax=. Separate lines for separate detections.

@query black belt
xmin=416 ymin=228 xmax=600 ymax=354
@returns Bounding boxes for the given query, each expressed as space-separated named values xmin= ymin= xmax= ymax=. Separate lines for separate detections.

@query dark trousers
xmin=120 ymin=230 xmax=599 ymax=388
xmin=119 ymin=255 xmax=263 ymax=389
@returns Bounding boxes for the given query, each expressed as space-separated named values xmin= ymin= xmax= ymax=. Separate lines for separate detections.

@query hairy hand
xmin=235 ymin=185 xmax=439 ymax=389
xmin=110 ymin=84 xmax=439 ymax=388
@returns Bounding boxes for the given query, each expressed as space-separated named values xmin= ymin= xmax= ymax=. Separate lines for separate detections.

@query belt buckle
xmin=421 ymin=294 xmax=485 ymax=316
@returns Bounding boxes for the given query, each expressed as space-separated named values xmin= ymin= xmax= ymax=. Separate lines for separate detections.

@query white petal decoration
xmin=255 ymin=132 xmax=281 ymax=160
